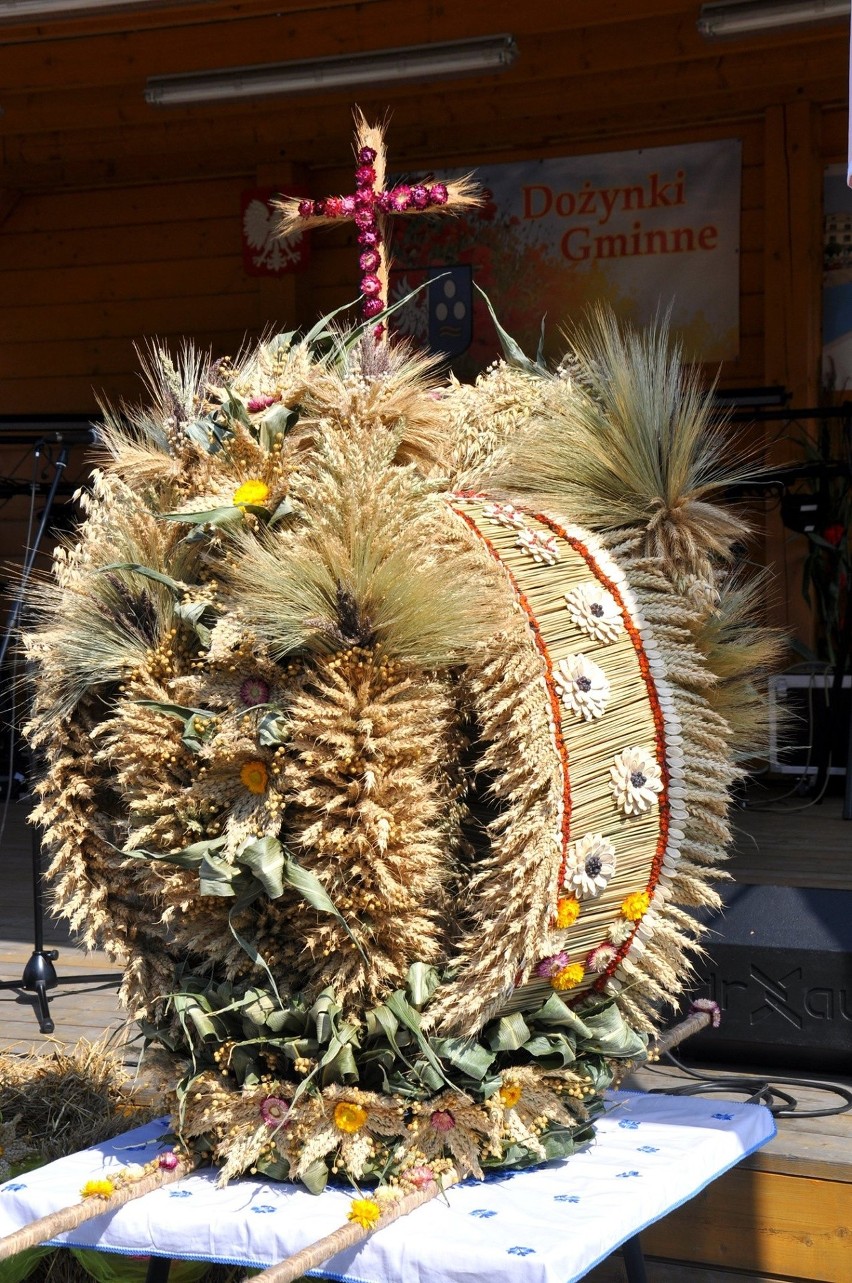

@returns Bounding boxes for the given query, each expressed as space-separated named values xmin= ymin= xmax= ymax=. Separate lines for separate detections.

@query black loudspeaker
xmin=678 ymin=885 xmax=852 ymax=1072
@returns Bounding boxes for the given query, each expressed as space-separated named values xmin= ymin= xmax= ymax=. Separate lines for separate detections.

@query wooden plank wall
xmin=0 ymin=0 xmax=848 ymax=644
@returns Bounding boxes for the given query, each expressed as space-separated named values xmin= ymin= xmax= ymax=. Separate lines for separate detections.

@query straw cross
xmin=278 ymin=111 xmax=479 ymax=338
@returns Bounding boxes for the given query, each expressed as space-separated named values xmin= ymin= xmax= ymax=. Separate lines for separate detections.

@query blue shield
xmin=427 ymin=265 xmax=473 ymax=358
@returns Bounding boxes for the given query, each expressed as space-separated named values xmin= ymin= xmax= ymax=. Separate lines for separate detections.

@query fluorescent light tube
xmin=0 ymin=0 xmax=202 ymax=19
xmin=145 ymin=34 xmax=517 ymax=107
xmin=698 ymin=0 xmax=848 ymax=37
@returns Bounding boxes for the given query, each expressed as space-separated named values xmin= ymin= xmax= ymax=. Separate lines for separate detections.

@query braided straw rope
xmin=249 ymin=1173 xmax=462 ymax=1283
xmin=0 ymin=1160 xmax=194 ymax=1262
xmin=648 ymin=1007 xmax=713 ymax=1059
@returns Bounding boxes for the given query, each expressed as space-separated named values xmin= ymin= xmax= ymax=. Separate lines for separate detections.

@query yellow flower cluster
xmin=233 ymin=479 xmax=270 ymax=508
xmin=551 ymin=962 xmax=585 ymax=992
xmin=498 ymin=1081 xmax=523 ymax=1109
xmin=81 ymin=1178 xmax=115 ymax=1200
xmin=621 ymin=890 xmax=651 ymax=922
xmin=240 ymin=759 xmax=269 ymax=795
xmin=348 ymin=1197 xmax=381 ymax=1229
xmin=334 ymin=1101 xmax=368 ymax=1133
xmin=556 ymin=896 xmax=580 ymax=928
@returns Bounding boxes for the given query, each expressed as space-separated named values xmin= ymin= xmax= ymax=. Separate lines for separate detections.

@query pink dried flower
xmin=355 ymin=186 xmax=375 ymax=207
xmin=411 ymin=184 xmax=429 ymax=209
xmin=355 ymin=164 xmax=376 ymax=187
xmin=239 ymin=676 xmax=270 ymax=707
xmin=297 ymin=199 xmax=315 ymax=217
xmin=358 ymin=145 xmax=377 ymax=164
xmin=158 ymin=1151 xmax=179 ymax=1171
xmin=390 ymin=185 xmax=412 ymax=211
xmin=341 ymin=194 xmax=357 ymax=215
xmin=406 ymin=1164 xmax=435 ymax=1189
xmin=362 ymin=298 xmax=383 ymax=319
xmin=361 ymin=274 xmax=382 ymax=297
xmin=428 ymin=183 xmax=449 ymax=205
xmin=354 ymin=208 xmax=376 ymax=231
xmin=359 ymin=249 xmax=381 ymax=272
xmin=259 ymin=1096 xmax=290 ymax=1129
xmin=536 ymin=951 xmax=569 ymax=979
xmin=247 ymin=395 xmax=278 ymax=413
xmin=690 ymin=998 xmax=722 ymax=1029
xmin=324 ymin=196 xmax=344 ymax=218
xmin=357 ymin=228 xmax=381 ymax=247
xmin=429 ymin=1109 xmax=455 ymax=1132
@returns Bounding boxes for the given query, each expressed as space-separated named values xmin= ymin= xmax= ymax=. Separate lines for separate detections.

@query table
xmin=0 ymin=1091 xmax=776 ymax=1283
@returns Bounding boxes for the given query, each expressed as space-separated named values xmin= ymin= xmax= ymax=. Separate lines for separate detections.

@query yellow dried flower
xmin=81 ymin=1178 xmax=115 ymax=1199
xmin=334 ymin=1101 xmax=368 ymax=1133
xmin=347 ymin=1197 xmax=381 ymax=1229
xmin=556 ymin=895 xmax=580 ymax=928
xmin=498 ymin=1082 xmax=523 ymax=1109
xmin=233 ymin=479 xmax=270 ymax=508
xmin=551 ymin=962 xmax=585 ymax=991
xmin=240 ymin=759 xmax=269 ymax=795
xmin=621 ymin=890 xmax=651 ymax=922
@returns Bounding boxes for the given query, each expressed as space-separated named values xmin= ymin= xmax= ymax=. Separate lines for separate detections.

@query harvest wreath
xmin=2 ymin=117 xmax=774 ymax=1273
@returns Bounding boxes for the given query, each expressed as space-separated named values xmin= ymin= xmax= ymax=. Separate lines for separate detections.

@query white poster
xmin=392 ymin=138 xmax=741 ymax=369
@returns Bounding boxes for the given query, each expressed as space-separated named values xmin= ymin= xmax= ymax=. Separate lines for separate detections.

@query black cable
xmin=643 ymin=1050 xmax=852 ymax=1120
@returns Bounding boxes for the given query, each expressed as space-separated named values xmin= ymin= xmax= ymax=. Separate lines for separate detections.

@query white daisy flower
xmin=563 ymin=832 xmax=616 ymax=900
xmin=515 ymin=528 xmax=560 ymax=565
xmin=482 ymin=501 xmax=526 ymax=529
xmin=610 ymin=746 xmax=664 ymax=816
xmin=553 ymin=653 xmax=610 ymax=721
xmin=564 ymin=581 xmax=624 ymax=643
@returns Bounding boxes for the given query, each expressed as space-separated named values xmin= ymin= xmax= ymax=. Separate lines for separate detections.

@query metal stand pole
xmin=0 ymin=441 xmax=120 ymax=1033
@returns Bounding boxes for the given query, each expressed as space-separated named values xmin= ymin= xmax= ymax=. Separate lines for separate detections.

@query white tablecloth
xmin=0 ymin=1091 xmax=775 ymax=1283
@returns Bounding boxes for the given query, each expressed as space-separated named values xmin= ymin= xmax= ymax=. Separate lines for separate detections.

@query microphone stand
xmin=0 ymin=436 xmax=119 ymax=1034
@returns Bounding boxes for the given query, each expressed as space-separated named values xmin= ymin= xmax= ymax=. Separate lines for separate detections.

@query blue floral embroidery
xmin=712 ymin=1112 xmax=734 ymax=1121
xmin=637 ymin=1145 xmax=659 ymax=1154
xmin=618 ymin=1119 xmax=640 ymax=1129
xmin=470 ymin=1209 xmax=497 ymax=1219
xmin=252 ymin=1205 xmax=276 ymax=1214
xmin=1 ymin=1183 xmax=27 ymax=1192
xmin=507 ymin=1247 xmax=536 ymax=1257
xmin=615 ymin=1171 xmax=641 ymax=1179
xmin=554 ymin=1194 xmax=580 ymax=1203
xmin=168 ymin=1190 xmax=193 ymax=1198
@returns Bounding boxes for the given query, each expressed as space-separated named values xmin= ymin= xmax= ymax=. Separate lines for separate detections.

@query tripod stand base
xmin=0 ymin=948 xmax=120 ymax=1036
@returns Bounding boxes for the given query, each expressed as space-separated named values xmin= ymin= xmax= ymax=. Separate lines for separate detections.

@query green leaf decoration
xmin=134 ymin=700 xmax=215 ymax=721
xmin=268 ymin=497 xmax=295 ymax=528
xmin=474 ymin=282 xmax=546 ymax=376
xmin=198 ymin=851 xmax=242 ymax=897
xmin=258 ymin=709 xmax=288 ymax=746
xmin=529 ymin=992 xmax=594 ymax=1039
xmin=159 ymin=506 xmax=244 ymax=527
xmin=487 ymin=1011 xmax=531 ymax=1052
xmin=99 ymin=562 xmax=183 ymax=594
xmin=300 ymin=1159 xmax=329 ymax=1195
xmin=522 ymin=1032 xmax=577 ymax=1068
xmin=432 ymin=1036 xmax=495 ymax=1082
xmin=239 ymin=836 xmax=286 ymax=899
xmin=282 ymin=852 xmax=368 ymax=965
xmin=576 ymin=1003 xmax=648 ymax=1058
xmin=260 ymin=404 xmax=299 ymax=451
xmin=174 ymin=598 xmax=214 ymax=647
xmin=406 ymin=962 xmax=440 ymax=1009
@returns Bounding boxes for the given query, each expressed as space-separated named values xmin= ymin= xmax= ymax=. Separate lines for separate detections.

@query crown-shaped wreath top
xmin=21 ymin=114 xmax=772 ymax=1203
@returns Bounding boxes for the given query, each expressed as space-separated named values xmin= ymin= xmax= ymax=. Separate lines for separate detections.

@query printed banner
xmin=241 ymin=188 xmax=309 ymax=276
xmin=390 ymin=139 xmax=741 ymax=369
